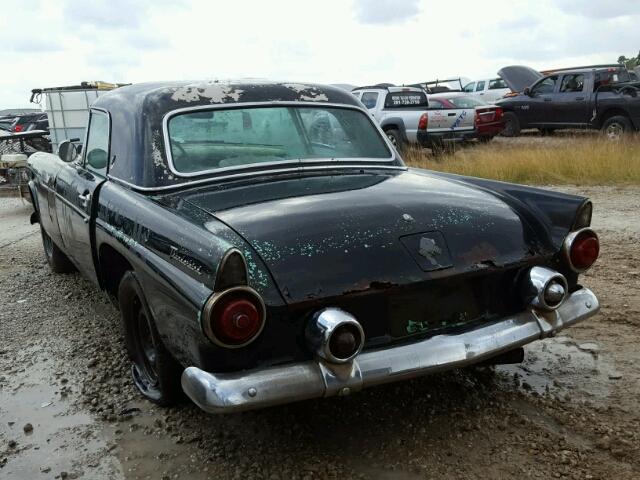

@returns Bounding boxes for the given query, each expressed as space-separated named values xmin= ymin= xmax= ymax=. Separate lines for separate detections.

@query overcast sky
xmin=2 ymin=0 xmax=638 ymax=108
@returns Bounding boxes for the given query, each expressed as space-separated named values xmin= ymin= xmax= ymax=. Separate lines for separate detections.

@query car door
xmin=555 ymin=73 xmax=589 ymax=126
xmin=526 ymin=75 xmax=559 ymax=126
xmin=475 ymin=80 xmax=486 ymax=99
xmin=55 ymin=109 xmax=110 ymax=285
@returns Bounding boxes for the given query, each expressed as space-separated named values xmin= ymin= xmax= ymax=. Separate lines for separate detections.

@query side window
xmin=560 ymin=74 xmax=585 ymax=93
xmin=531 ymin=76 xmax=558 ymax=95
xmin=475 ymin=81 xmax=486 ymax=92
xmin=84 ymin=111 xmax=109 ymax=175
xmin=489 ymin=78 xmax=507 ymax=90
xmin=360 ymin=92 xmax=379 ymax=109
xmin=463 ymin=82 xmax=475 ymax=92
xmin=429 ymin=99 xmax=444 ymax=109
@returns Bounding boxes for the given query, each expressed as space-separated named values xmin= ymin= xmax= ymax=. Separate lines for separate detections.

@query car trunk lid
xmin=180 ymin=170 xmax=544 ymax=305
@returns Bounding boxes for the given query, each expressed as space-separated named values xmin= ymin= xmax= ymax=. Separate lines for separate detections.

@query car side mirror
xmin=523 ymin=87 xmax=531 ymax=96
xmin=57 ymin=140 xmax=78 ymax=163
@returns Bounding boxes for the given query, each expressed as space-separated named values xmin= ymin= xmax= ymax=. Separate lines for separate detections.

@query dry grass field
xmin=404 ymin=134 xmax=640 ymax=185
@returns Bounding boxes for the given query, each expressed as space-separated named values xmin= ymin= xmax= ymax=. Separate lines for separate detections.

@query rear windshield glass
xmin=384 ymin=91 xmax=428 ymax=108
xmin=167 ymin=106 xmax=392 ymax=174
xmin=447 ymin=96 xmax=487 ymax=108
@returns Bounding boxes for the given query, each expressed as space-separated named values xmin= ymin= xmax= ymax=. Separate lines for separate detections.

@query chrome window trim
xmin=82 ymin=107 xmax=111 ymax=178
xmin=107 ymin=164 xmax=407 ymax=193
xmin=161 ymin=101 xmax=399 ymax=178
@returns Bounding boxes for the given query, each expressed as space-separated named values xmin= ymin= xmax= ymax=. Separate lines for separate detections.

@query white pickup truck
xmin=352 ymin=85 xmax=476 ymax=150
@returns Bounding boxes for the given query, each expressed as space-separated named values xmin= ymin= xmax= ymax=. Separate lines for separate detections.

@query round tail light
xmin=202 ymin=287 xmax=266 ymax=348
xmin=564 ymin=228 xmax=599 ymax=273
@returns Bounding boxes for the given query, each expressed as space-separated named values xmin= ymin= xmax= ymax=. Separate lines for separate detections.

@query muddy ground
xmin=1 ymin=184 xmax=639 ymax=480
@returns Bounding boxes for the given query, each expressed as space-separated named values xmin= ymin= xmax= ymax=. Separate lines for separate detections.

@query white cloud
xmin=556 ymin=0 xmax=640 ymax=18
xmin=352 ymin=0 xmax=421 ymax=25
xmin=0 ymin=0 xmax=637 ymax=109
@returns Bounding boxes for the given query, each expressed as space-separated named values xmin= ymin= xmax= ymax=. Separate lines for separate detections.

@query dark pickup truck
xmin=497 ymin=65 xmax=640 ymax=137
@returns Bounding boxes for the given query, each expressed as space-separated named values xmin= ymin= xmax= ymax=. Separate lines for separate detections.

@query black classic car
xmin=27 ymin=80 xmax=600 ymax=413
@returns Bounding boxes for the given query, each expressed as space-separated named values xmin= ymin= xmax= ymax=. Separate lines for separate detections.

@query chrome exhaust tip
xmin=305 ymin=308 xmax=365 ymax=364
xmin=522 ymin=266 xmax=568 ymax=311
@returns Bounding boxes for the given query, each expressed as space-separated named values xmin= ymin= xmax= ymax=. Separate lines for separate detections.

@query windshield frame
xmin=162 ymin=101 xmax=398 ymax=178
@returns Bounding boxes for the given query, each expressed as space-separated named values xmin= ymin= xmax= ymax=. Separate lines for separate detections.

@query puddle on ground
xmin=498 ymin=335 xmax=621 ymax=402
xmin=0 ymin=347 xmax=123 ymax=479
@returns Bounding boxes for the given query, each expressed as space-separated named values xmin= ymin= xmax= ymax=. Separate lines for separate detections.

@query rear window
xmin=167 ymin=105 xmax=392 ymax=174
xmin=489 ymin=78 xmax=508 ymax=90
xmin=384 ymin=91 xmax=428 ymax=108
xmin=594 ymin=69 xmax=631 ymax=90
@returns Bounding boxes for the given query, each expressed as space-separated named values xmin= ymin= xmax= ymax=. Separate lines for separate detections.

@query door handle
xmin=78 ymin=192 xmax=91 ymax=209
xmin=544 ymin=98 xmax=552 ymax=102
xmin=447 ymin=112 xmax=456 ymax=116
xmin=575 ymin=97 xmax=584 ymax=101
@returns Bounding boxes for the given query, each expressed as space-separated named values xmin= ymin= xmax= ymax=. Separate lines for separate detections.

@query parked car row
xmin=352 ymin=63 xmax=640 ymax=146
xmin=352 ymin=85 xmax=505 ymax=150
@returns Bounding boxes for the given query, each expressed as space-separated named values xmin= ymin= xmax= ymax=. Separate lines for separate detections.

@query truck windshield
xmin=167 ymin=106 xmax=392 ymax=174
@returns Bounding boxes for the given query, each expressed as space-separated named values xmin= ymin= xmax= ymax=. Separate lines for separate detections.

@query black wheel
xmin=40 ymin=226 xmax=75 ymax=273
xmin=118 ymin=271 xmax=182 ymax=405
xmin=601 ymin=115 xmax=632 ymax=140
xmin=385 ymin=128 xmax=406 ymax=152
xmin=501 ymin=112 xmax=521 ymax=137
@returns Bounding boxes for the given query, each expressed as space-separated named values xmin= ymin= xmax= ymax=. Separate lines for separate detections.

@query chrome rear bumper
xmin=182 ymin=287 xmax=599 ymax=414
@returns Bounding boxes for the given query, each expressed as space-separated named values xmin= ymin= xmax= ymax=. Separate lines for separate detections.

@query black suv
xmin=497 ymin=65 xmax=640 ymax=138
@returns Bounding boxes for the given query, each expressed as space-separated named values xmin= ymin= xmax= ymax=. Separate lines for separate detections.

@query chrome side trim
xmin=106 ymin=164 xmax=408 ymax=193
xmin=181 ymin=287 xmax=600 ymax=414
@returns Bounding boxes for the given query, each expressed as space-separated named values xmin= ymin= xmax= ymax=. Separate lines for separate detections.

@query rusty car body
xmin=27 ymin=80 xmax=600 ymax=413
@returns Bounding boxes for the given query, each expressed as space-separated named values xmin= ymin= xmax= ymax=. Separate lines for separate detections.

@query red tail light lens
xmin=13 ymin=124 xmax=24 ymax=132
xmin=564 ymin=229 xmax=599 ymax=272
xmin=494 ymin=107 xmax=503 ymax=121
xmin=203 ymin=287 xmax=266 ymax=347
xmin=418 ymin=113 xmax=428 ymax=130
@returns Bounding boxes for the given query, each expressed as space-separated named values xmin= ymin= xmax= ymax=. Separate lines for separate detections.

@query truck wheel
xmin=118 ymin=271 xmax=182 ymax=406
xmin=601 ymin=116 xmax=632 ymax=140
xmin=385 ymin=129 xmax=405 ymax=152
xmin=40 ymin=226 xmax=75 ymax=273
xmin=501 ymin=112 xmax=520 ymax=137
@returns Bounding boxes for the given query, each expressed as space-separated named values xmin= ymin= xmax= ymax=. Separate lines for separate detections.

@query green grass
xmin=403 ymin=136 xmax=640 ymax=185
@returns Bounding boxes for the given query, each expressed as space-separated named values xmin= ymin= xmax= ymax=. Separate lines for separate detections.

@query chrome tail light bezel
xmin=562 ymin=227 xmax=600 ymax=273
xmin=522 ymin=266 xmax=569 ymax=311
xmin=305 ymin=308 xmax=365 ymax=364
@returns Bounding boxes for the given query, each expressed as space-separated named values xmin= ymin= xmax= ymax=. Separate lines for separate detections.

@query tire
xmin=501 ymin=112 xmax=521 ymax=137
xmin=385 ymin=128 xmax=406 ymax=152
xmin=118 ymin=271 xmax=182 ymax=406
xmin=601 ymin=115 xmax=632 ymax=140
xmin=40 ymin=226 xmax=75 ymax=273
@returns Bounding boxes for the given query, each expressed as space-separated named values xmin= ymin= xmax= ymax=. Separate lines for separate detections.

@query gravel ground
xmin=1 ymin=185 xmax=639 ymax=480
